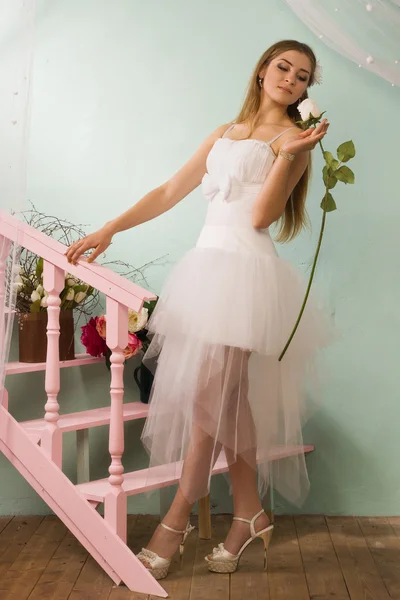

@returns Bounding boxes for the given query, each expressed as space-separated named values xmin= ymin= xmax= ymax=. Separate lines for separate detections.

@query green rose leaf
xmin=73 ymin=284 xmax=87 ymax=293
xmin=323 ymin=165 xmax=338 ymax=190
xmin=337 ymin=140 xmax=355 ymax=163
xmin=321 ymin=192 xmax=337 ymax=212
xmin=35 ymin=257 xmax=44 ymax=279
xmin=30 ymin=299 xmax=41 ymax=313
xmin=335 ymin=165 xmax=355 ymax=184
xmin=144 ymin=298 xmax=158 ymax=319
xmin=323 ymin=151 xmax=339 ymax=170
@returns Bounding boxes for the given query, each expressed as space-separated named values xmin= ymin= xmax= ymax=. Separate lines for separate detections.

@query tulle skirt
xmin=140 ymin=230 xmax=334 ymax=508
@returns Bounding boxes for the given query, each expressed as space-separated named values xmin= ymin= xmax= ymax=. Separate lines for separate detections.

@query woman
xmin=66 ymin=39 xmax=330 ymax=580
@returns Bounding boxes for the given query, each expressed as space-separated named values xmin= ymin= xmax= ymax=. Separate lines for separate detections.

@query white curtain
xmin=0 ymin=0 xmax=35 ymax=395
xmin=284 ymin=0 xmax=400 ymax=88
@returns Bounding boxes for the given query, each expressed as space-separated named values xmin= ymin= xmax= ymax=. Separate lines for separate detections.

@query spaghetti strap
xmin=267 ymin=126 xmax=297 ymax=145
xmin=221 ymin=123 xmax=236 ymax=138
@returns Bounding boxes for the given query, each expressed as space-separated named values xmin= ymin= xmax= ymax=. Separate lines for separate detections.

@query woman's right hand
xmin=65 ymin=225 xmax=114 ymax=265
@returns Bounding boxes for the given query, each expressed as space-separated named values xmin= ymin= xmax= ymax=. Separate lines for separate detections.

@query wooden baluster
xmin=41 ymin=261 xmax=64 ymax=468
xmin=0 ymin=236 xmax=11 ymax=408
xmin=104 ymin=297 xmax=128 ymax=542
xmin=198 ymin=495 xmax=212 ymax=539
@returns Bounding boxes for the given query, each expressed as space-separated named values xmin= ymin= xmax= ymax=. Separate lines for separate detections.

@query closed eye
xmin=278 ymin=64 xmax=307 ymax=82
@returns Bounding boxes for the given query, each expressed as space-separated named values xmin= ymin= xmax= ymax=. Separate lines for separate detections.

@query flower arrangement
xmin=8 ymin=203 xmax=165 ymax=364
xmin=279 ymin=98 xmax=356 ymax=360
xmin=9 ymin=202 xmax=165 ymax=320
xmin=80 ymin=298 xmax=158 ymax=369
xmin=10 ymin=203 xmax=101 ymax=318
xmin=14 ymin=256 xmax=95 ymax=314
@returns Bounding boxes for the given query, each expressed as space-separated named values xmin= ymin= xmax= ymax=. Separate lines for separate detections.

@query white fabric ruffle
xmin=140 ymin=237 xmax=334 ymax=507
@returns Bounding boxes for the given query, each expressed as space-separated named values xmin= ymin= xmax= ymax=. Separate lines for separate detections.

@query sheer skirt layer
xmin=139 ymin=245 xmax=334 ymax=507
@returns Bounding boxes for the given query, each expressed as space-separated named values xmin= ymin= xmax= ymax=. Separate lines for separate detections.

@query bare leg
xmin=145 ymin=345 xmax=246 ymax=559
xmin=146 ymin=422 xmax=221 ymax=558
xmin=223 ymin=448 xmax=270 ymax=555
xmin=222 ymin=351 xmax=271 ymax=555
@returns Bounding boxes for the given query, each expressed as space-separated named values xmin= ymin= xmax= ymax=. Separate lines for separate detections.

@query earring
xmin=258 ymin=76 xmax=264 ymax=88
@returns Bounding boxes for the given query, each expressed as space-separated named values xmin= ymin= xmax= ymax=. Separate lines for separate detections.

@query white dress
xmin=140 ymin=124 xmax=333 ymax=508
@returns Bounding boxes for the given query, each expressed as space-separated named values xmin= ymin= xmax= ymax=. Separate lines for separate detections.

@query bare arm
xmin=106 ymin=122 xmax=231 ymax=234
xmin=66 ymin=123 xmax=231 ymax=264
xmin=252 ymin=120 xmax=329 ymax=229
xmin=252 ymin=150 xmax=309 ymax=229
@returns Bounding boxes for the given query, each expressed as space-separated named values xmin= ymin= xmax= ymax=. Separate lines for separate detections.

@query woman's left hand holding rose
xmin=281 ymin=118 xmax=330 ymax=156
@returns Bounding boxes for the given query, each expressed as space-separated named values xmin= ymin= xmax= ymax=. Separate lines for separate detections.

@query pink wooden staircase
xmin=0 ymin=210 xmax=168 ymax=597
xmin=0 ymin=211 xmax=314 ymax=597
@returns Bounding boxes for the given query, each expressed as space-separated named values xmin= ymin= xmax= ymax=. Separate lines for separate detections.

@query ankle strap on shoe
xmin=233 ymin=509 xmax=265 ymax=538
xmin=160 ymin=521 xmax=187 ymax=535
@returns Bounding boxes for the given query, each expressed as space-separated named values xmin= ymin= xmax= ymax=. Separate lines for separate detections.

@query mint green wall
xmin=2 ymin=0 xmax=400 ymax=517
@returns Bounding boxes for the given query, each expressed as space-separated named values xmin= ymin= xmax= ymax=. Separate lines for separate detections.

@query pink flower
xmin=123 ymin=333 xmax=143 ymax=359
xmin=96 ymin=314 xmax=107 ymax=340
xmin=81 ymin=317 xmax=108 ymax=357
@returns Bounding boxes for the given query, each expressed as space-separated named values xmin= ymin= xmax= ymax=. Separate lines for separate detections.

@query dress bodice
xmin=202 ymin=123 xmax=295 ymax=211
xmin=203 ymin=137 xmax=277 ymax=198
xmin=196 ymin=124 xmax=296 ymax=255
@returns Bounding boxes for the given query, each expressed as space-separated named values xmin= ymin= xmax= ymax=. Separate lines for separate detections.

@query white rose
xmin=128 ymin=307 xmax=149 ymax=333
xmin=36 ymin=284 xmax=44 ymax=296
xmin=298 ymin=98 xmax=322 ymax=121
xmin=65 ymin=273 xmax=78 ymax=287
xmin=65 ymin=288 xmax=75 ymax=301
xmin=14 ymin=274 xmax=23 ymax=285
xmin=74 ymin=291 xmax=87 ymax=304
xmin=31 ymin=290 xmax=41 ymax=303
xmin=13 ymin=281 xmax=24 ymax=291
xmin=40 ymin=296 xmax=48 ymax=308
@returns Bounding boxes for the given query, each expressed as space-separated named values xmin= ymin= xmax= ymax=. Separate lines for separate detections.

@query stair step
xmin=6 ymin=353 xmax=104 ymax=375
xmin=76 ymin=444 xmax=315 ymax=502
xmin=21 ymin=402 xmax=149 ymax=434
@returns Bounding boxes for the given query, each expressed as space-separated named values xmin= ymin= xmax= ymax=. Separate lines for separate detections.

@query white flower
xmin=65 ymin=288 xmax=75 ymax=301
xmin=36 ymin=284 xmax=44 ymax=296
xmin=74 ymin=291 xmax=87 ymax=304
xmin=13 ymin=282 xmax=24 ymax=291
xmin=31 ymin=290 xmax=41 ymax=303
xmin=14 ymin=274 xmax=23 ymax=285
xmin=298 ymin=98 xmax=322 ymax=121
xmin=40 ymin=296 xmax=48 ymax=308
xmin=65 ymin=273 xmax=78 ymax=287
xmin=128 ymin=307 xmax=149 ymax=333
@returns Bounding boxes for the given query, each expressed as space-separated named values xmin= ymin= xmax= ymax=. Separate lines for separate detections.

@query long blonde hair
xmin=234 ymin=40 xmax=318 ymax=242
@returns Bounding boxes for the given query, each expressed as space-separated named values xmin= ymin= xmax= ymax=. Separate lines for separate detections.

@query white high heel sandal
xmin=136 ymin=520 xmax=195 ymax=580
xmin=205 ymin=508 xmax=273 ymax=574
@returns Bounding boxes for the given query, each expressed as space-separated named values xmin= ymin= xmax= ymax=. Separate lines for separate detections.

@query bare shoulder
xmin=276 ymin=125 xmax=308 ymax=161
xmin=282 ymin=123 xmax=303 ymax=139
xmin=186 ymin=121 xmax=234 ymax=157
xmin=190 ymin=122 xmax=234 ymax=153
xmin=208 ymin=122 xmax=235 ymax=141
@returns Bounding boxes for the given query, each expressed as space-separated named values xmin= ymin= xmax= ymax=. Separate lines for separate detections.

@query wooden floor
xmin=0 ymin=514 xmax=400 ymax=599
